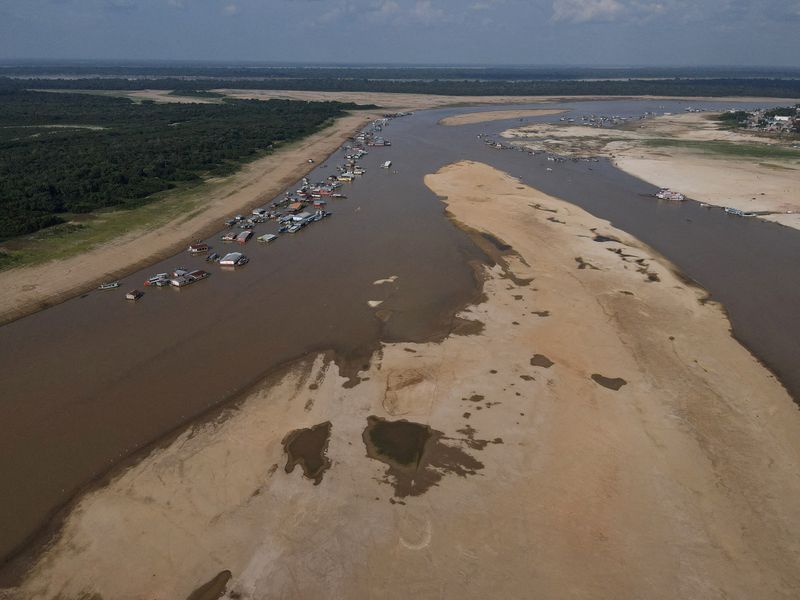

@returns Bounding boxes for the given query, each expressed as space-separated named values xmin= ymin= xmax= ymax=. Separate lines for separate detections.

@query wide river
xmin=1 ymin=99 xmax=798 ymax=577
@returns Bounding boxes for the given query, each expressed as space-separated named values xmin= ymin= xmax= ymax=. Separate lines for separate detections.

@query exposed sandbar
xmin=7 ymin=161 xmax=800 ymax=600
xmin=502 ymin=112 xmax=800 ymax=230
xmin=439 ymin=109 xmax=567 ymax=126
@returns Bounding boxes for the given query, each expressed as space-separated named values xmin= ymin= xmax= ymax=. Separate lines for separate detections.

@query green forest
xmin=0 ymin=91 xmax=363 ymax=239
xmin=2 ymin=75 xmax=800 ymax=98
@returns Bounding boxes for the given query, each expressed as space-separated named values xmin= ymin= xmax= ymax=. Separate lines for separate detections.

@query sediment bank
xmin=7 ymin=161 xmax=799 ymax=599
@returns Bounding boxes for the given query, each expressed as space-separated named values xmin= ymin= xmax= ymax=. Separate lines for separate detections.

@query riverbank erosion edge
xmin=4 ymin=160 xmax=800 ymax=599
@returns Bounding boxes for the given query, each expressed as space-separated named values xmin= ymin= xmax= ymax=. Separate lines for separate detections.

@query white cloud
xmin=553 ymin=0 xmax=623 ymax=22
xmin=223 ymin=2 xmax=239 ymax=15
xmin=411 ymin=0 xmax=445 ymax=24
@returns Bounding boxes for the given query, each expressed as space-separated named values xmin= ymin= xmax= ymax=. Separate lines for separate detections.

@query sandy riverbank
xmin=438 ymin=108 xmax=566 ymax=126
xmin=0 ymin=111 xmax=376 ymax=325
xmin=219 ymin=90 xmax=800 ymax=112
xmin=7 ymin=161 xmax=800 ymax=600
xmin=502 ymin=112 xmax=800 ymax=230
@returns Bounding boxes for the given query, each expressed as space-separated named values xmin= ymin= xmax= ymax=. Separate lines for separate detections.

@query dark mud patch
xmin=591 ymin=374 xmax=627 ymax=391
xmin=608 ymin=247 xmax=639 ymax=261
xmin=529 ymin=203 xmax=558 ymax=213
xmin=453 ymin=424 xmax=504 ymax=451
xmin=463 ymin=394 xmax=485 ymax=403
xmin=450 ymin=316 xmax=485 ymax=336
xmin=547 ymin=217 xmax=566 ymax=225
xmin=633 ymin=258 xmax=661 ymax=283
xmin=519 ymin=374 xmax=535 ymax=381
xmin=458 ymin=223 xmax=533 ymax=287
xmin=532 ymin=310 xmax=550 ymax=317
xmin=575 ymin=257 xmax=600 ymax=270
xmin=186 ymin=570 xmax=231 ymax=600
xmin=530 ymin=354 xmax=554 ymax=368
xmin=282 ymin=421 xmax=332 ymax=485
xmin=363 ymin=416 xmax=484 ymax=497
xmin=481 ymin=232 xmax=512 ymax=252
xmin=593 ymin=234 xmax=621 ymax=243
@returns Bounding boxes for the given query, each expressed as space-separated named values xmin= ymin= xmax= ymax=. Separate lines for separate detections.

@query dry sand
xmin=220 ymin=90 xmax=800 ymax=112
xmin=125 ymin=90 xmax=221 ymax=104
xmin=0 ymin=112 xmax=376 ymax=325
xmin=502 ymin=112 xmax=800 ymax=230
xmin=6 ymin=161 xmax=800 ymax=600
xmin=438 ymin=109 xmax=567 ymax=126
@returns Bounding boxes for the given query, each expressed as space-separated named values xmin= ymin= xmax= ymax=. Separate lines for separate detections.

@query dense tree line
xmin=2 ymin=63 xmax=800 ymax=81
xmin=0 ymin=91 xmax=364 ymax=239
xmin=2 ymin=76 xmax=800 ymax=98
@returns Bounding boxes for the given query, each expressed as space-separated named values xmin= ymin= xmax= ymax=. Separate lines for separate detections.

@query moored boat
xmin=98 ymin=282 xmax=120 ymax=290
xmin=220 ymin=252 xmax=249 ymax=266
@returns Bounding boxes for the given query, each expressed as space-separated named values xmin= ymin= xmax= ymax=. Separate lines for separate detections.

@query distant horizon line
xmin=1 ymin=59 xmax=799 ymax=72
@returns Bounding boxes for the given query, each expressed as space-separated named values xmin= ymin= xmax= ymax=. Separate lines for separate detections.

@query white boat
xmin=381 ymin=161 xmax=392 ymax=169
xmin=98 ymin=281 xmax=120 ymax=290
xmin=144 ymin=273 xmax=169 ymax=286
xmin=655 ymin=188 xmax=686 ymax=201
xmin=220 ymin=252 xmax=249 ymax=266
xmin=257 ymin=234 xmax=277 ymax=243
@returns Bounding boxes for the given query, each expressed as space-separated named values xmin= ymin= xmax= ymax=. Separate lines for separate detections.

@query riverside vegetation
xmin=0 ymin=90 xmax=368 ymax=241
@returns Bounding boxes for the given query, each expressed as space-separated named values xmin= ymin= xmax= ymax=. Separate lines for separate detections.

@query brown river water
xmin=1 ymin=99 xmax=797 ymax=579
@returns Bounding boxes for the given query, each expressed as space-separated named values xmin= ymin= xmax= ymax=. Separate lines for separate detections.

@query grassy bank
xmin=1 ymin=178 xmax=207 ymax=270
xmin=643 ymin=138 xmax=800 ymax=160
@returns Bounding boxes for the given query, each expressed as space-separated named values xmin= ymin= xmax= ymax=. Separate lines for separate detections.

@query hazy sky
xmin=1 ymin=0 xmax=799 ymax=66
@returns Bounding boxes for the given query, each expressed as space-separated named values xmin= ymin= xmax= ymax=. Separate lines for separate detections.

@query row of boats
xmin=101 ymin=115 xmax=396 ymax=302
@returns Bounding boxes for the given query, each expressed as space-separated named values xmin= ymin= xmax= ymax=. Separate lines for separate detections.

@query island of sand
xmin=5 ymin=160 xmax=800 ymax=600
xmin=501 ymin=111 xmax=800 ymax=231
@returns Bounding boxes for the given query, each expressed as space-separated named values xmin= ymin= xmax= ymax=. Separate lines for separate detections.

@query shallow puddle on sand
xmin=186 ymin=570 xmax=231 ymax=600
xmin=530 ymin=354 xmax=554 ymax=368
xmin=591 ymin=374 xmax=627 ymax=391
xmin=282 ymin=421 xmax=333 ymax=485
xmin=363 ymin=416 xmax=484 ymax=497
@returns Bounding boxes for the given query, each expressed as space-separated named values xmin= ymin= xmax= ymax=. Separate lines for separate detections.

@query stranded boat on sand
xmin=725 ymin=207 xmax=756 ymax=217
xmin=655 ymin=188 xmax=686 ymax=201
